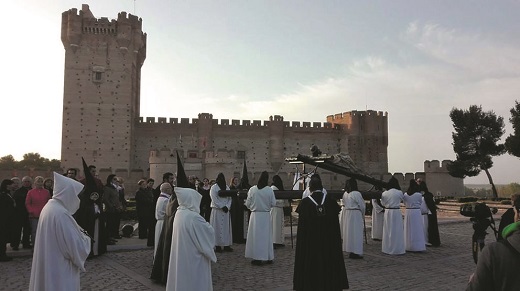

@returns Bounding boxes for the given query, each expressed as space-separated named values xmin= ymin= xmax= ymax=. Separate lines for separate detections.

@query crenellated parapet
xmin=424 ymin=160 xmax=453 ymax=173
xmin=61 ymin=4 xmax=146 ymax=61
xmin=138 ymin=115 xmax=342 ymax=130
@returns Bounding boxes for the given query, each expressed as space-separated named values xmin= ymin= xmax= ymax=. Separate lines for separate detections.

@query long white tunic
xmin=381 ymin=188 xmax=405 ymax=255
xmin=371 ymin=199 xmax=384 ymax=240
xmin=209 ymin=184 xmax=232 ymax=246
xmin=155 ymin=193 xmax=170 ymax=257
xmin=166 ymin=187 xmax=217 ymax=291
xmin=341 ymin=191 xmax=366 ymax=255
xmin=270 ymin=185 xmax=288 ymax=245
xmin=245 ymin=185 xmax=277 ymax=260
xmin=29 ymin=173 xmax=91 ymax=291
xmin=403 ymin=192 xmax=426 ymax=252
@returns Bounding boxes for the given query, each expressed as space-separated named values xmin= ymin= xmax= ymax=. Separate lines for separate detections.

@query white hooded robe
xmin=166 ymin=187 xmax=217 ymax=291
xmin=29 ymin=172 xmax=91 ymax=291
xmin=245 ymin=185 xmax=276 ymax=260
xmin=341 ymin=190 xmax=366 ymax=255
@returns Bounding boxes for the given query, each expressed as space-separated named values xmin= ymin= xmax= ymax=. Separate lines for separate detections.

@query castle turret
xmin=60 ymin=5 xmax=147 ymax=172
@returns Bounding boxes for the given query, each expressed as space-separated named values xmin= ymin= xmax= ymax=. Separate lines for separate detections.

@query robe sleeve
xmin=245 ymin=187 xmax=254 ymax=210
xmin=191 ymin=215 xmax=217 ymax=262
xmin=357 ymin=193 xmax=366 ymax=214
xmin=270 ymin=189 xmax=277 ymax=208
xmin=55 ymin=214 xmax=91 ymax=272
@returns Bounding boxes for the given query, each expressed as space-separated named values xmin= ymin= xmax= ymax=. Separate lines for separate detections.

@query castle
xmin=60 ymin=5 xmax=463 ymax=196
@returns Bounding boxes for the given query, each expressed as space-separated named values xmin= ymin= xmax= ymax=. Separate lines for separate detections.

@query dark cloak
xmin=293 ymin=191 xmax=349 ymax=291
xmin=75 ymin=158 xmax=107 ymax=256
xmin=424 ymin=191 xmax=441 ymax=246
xmin=198 ymin=187 xmax=211 ymax=222
xmin=230 ymin=183 xmax=246 ymax=244
xmin=150 ymin=195 xmax=179 ymax=284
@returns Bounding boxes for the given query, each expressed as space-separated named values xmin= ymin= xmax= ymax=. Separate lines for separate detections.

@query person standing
xmin=135 ymin=179 xmax=154 ymax=239
xmin=419 ymin=180 xmax=441 ymax=247
xmin=76 ymin=158 xmax=107 ymax=257
xmin=271 ymin=175 xmax=288 ymax=248
xmin=293 ymin=175 xmax=349 ymax=290
xmin=210 ymin=173 xmax=233 ymax=252
xmin=66 ymin=168 xmax=78 ymax=180
xmin=245 ymin=171 xmax=277 ymax=265
xmin=230 ymin=176 xmax=246 ymax=244
xmin=146 ymin=178 xmax=155 ymax=247
xmin=13 ymin=176 xmax=33 ymax=250
xmin=381 ymin=176 xmax=405 ymax=255
xmin=103 ymin=174 xmax=122 ymax=241
xmin=25 ymin=176 xmax=51 ymax=247
xmin=466 ymin=220 xmax=520 ymax=290
xmin=0 ymin=179 xmax=16 ymax=262
xmin=371 ymin=198 xmax=384 ymax=241
xmin=199 ymin=178 xmax=212 ymax=222
xmin=29 ymin=173 xmax=91 ymax=291
xmin=154 ymin=182 xmax=173 ymax=257
xmin=150 ymin=173 xmax=174 ymax=247
xmin=166 ymin=177 xmax=216 ymax=291
xmin=341 ymin=178 xmax=366 ymax=259
xmin=403 ymin=179 xmax=426 ymax=252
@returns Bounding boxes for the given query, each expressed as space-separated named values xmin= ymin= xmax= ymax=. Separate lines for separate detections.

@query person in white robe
xmin=210 ymin=173 xmax=233 ymax=252
xmin=245 ymin=171 xmax=277 ymax=265
xmin=381 ymin=177 xmax=405 ymax=255
xmin=154 ymin=183 xmax=172 ymax=258
xmin=371 ymin=198 xmax=384 ymax=240
xmin=270 ymin=175 xmax=288 ymax=247
xmin=341 ymin=179 xmax=366 ymax=259
xmin=166 ymin=186 xmax=217 ymax=291
xmin=29 ymin=172 xmax=91 ymax=291
xmin=403 ymin=179 xmax=426 ymax=252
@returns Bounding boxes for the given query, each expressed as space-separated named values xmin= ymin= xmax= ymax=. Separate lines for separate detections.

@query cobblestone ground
xmin=0 ymin=220 xmax=492 ymax=290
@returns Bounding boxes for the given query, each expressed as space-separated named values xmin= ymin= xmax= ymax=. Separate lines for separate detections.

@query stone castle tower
xmin=61 ymin=4 xmax=146 ymax=172
xmin=60 ymin=5 xmax=391 ymax=192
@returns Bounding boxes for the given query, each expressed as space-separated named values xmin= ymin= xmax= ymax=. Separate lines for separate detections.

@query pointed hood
xmin=176 ymin=187 xmax=201 ymax=213
xmin=176 ymin=151 xmax=190 ymax=188
xmin=238 ymin=159 xmax=251 ymax=190
xmin=53 ymin=172 xmax=84 ymax=214
xmin=81 ymin=157 xmax=99 ymax=200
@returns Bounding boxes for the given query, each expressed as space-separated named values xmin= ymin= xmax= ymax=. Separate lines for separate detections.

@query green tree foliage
xmin=505 ymin=100 xmax=520 ymax=157
xmin=0 ymin=153 xmax=61 ymax=170
xmin=497 ymin=183 xmax=520 ymax=197
xmin=448 ymin=105 xmax=505 ymax=198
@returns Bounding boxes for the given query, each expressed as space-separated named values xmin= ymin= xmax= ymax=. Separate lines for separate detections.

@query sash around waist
xmin=251 ymin=210 xmax=270 ymax=212
xmin=345 ymin=208 xmax=361 ymax=210
xmin=406 ymin=208 xmax=420 ymax=209
xmin=386 ymin=207 xmax=401 ymax=209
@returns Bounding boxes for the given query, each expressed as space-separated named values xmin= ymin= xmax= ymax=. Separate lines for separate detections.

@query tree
xmin=0 ymin=155 xmax=17 ymax=170
xmin=447 ymin=105 xmax=505 ymax=198
xmin=505 ymin=100 xmax=520 ymax=157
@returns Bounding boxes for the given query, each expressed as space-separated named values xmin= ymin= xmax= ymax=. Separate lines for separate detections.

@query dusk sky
xmin=2 ymin=0 xmax=519 ymax=184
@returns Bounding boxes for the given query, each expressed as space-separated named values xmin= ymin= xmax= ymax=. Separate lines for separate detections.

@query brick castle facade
xmin=60 ymin=5 xmax=463 ymax=196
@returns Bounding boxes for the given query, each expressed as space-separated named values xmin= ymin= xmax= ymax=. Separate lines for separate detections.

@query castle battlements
xmin=137 ymin=116 xmax=340 ymax=129
xmin=424 ymin=160 xmax=452 ymax=172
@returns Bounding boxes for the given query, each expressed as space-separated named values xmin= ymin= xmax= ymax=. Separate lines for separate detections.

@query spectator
xmin=25 ymin=176 xmax=51 ymax=247
xmin=13 ymin=176 xmax=33 ymax=249
xmin=0 ymin=179 xmax=16 ymax=261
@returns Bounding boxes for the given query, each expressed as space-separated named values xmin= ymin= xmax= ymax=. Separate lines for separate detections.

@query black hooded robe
xmin=293 ymin=191 xmax=349 ymax=291
xmin=74 ymin=192 xmax=107 ymax=256
xmin=150 ymin=196 xmax=179 ymax=284
xmin=424 ymin=191 xmax=440 ymax=246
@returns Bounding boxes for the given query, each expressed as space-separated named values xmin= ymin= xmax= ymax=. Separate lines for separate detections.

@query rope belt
xmin=386 ymin=207 xmax=400 ymax=209
xmin=406 ymin=208 xmax=420 ymax=209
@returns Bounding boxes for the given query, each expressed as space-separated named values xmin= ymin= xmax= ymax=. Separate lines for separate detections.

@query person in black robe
xmin=498 ymin=194 xmax=520 ymax=241
xmin=198 ymin=178 xmax=212 ymax=222
xmin=1 ymin=179 xmax=16 ymax=261
xmin=230 ymin=176 xmax=246 ymax=244
xmin=150 ymin=153 xmax=186 ymax=285
xmin=418 ymin=180 xmax=441 ymax=247
xmin=293 ymin=175 xmax=349 ymax=291
xmin=75 ymin=158 xmax=107 ymax=256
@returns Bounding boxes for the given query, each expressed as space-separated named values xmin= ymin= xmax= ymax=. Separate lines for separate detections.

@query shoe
xmin=372 ymin=238 xmax=381 ymax=241
xmin=114 ymin=235 xmax=123 ymax=239
xmin=273 ymin=243 xmax=285 ymax=249
xmin=223 ymin=246 xmax=233 ymax=252
xmin=215 ymin=246 xmax=223 ymax=253
xmin=0 ymin=256 xmax=13 ymax=262
xmin=12 ymin=247 xmax=19 ymax=251
xmin=107 ymin=241 xmax=116 ymax=245
xmin=349 ymin=253 xmax=363 ymax=259
xmin=23 ymin=245 xmax=33 ymax=249
xmin=266 ymin=260 xmax=273 ymax=264
xmin=251 ymin=260 xmax=263 ymax=266
xmin=425 ymin=243 xmax=433 ymax=247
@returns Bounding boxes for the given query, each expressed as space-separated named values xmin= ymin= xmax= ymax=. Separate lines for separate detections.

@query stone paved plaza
xmin=1 ymin=218 xmax=491 ymax=290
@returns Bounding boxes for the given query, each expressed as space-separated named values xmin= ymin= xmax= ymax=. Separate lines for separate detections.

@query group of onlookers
xmin=1 ymin=176 xmax=53 ymax=261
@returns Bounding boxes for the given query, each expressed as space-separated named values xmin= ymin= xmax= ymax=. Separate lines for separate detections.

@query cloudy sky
xmin=2 ymin=0 xmax=519 ymax=184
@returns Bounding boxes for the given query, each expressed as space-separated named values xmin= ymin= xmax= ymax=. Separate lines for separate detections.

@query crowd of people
xmin=5 ymin=161 xmax=520 ymax=290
